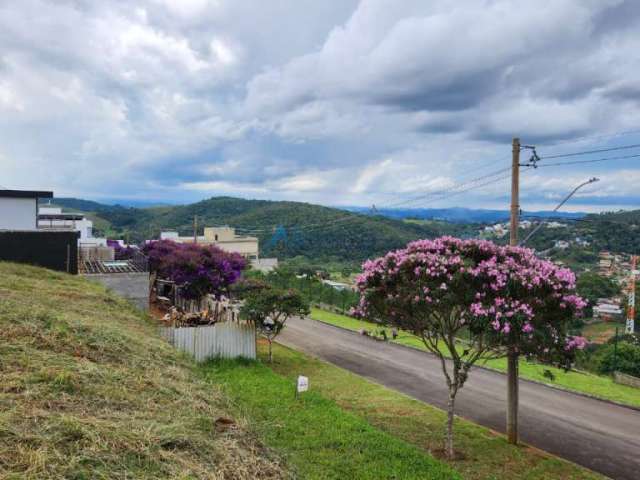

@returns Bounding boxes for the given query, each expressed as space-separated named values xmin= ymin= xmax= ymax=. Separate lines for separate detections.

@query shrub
xmin=597 ymin=342 xmax=640 ymax=377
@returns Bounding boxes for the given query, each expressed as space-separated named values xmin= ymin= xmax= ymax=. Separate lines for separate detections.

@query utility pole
xmin=193 ymin=215 xmax=198 ymax=244
xmin=627 ymin=255 xmax=637 ymax=334
xmin=507 ymin=137 xmax=520 ymax=445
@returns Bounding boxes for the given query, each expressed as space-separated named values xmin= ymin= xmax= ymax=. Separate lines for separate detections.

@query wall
xmin=85 ymin=272 xmax=150 ymax=310
xmin=215 ymin=239 xmax=259 ymax=258
xmin=160 ymin=322 xmax=256 ymax=361
xmin=0 ymin=230 xmax=78 ymax=273
xmin=614 ymin=371 xmax=640 ymax=389
xmin=0 ymin=198 xmax=37 ymax=230
xmin=250 ymin=257 xmax=279 ymax=272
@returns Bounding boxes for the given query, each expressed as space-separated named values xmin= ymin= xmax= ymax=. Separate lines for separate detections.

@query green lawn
xmin=310 ymin=307 xmax=640 ymax=408
xmin=262 ymin=342 xmax=603 ymax=480
xmin=202 ymin=358 xmax=460 ymax=480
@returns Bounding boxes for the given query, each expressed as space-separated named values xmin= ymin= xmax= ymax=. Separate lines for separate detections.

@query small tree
xmin=240 ymin=285 xmax=309 ymax=362
xmin=355 ymin=237 xmax=586 ymax=458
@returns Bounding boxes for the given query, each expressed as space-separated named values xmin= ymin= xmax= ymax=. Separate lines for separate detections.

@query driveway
xmin=279 ymin=317 xmax=640 ymax=480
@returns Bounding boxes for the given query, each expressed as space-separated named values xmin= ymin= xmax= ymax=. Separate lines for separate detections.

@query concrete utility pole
xmin=627 ymin=255 xmax=637 ymax=334
xmin=507 ymin=137 xmax=520 ymax=444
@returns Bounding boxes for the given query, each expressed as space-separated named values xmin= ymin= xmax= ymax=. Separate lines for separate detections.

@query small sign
xmin=297 ymin=375 xmax=309 ymax=393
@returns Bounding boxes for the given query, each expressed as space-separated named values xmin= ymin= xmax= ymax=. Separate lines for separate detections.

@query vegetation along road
xmin=279 ymin=317 xmax=640 ymax=480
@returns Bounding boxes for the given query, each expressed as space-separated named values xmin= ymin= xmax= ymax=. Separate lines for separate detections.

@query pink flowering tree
xmin=354 ymin=236 xmax=586 ymax=458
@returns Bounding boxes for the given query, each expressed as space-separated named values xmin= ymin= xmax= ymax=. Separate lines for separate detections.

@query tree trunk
xmin=445 ymin=387 xmax=457 ymax=459
xmin=506 ymin=348 xmax=519 ymax=444
xmin=268 ymin=339 xmax=273 ymax=363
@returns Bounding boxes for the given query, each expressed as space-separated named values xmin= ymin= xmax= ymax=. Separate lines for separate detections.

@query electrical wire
xmin=223 ymin=163 xmax=517 ymax=235
xmin=384 ymin=166 xmax=511 ymax=208
xmin=534 ymin=128 xmax=640 ymax=149
xmin=539 ymin=143 xmax=640 ymax=160
xmin=198 ymin=140 xmax=640 ymax=237
xmin=535 ymin=152 xmax=640 ymax=168
xmin=288 ymin=170 xmax=517 ymax=235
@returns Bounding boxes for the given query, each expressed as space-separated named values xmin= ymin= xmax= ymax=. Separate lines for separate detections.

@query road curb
xmin=304 ymin=315 xmax=640 ymax=413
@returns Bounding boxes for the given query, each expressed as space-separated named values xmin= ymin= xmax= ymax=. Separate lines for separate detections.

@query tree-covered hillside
xmin=519 ymin=210 xmax=640 ymax=255
xmin=51 ymin=197 xmax=472 ymax=261
xmin=50 ymin=196 xmax=640 ymax=261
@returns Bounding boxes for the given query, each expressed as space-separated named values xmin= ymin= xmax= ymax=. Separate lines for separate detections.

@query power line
xmin=385 ymin=167 xmax=511 ymax=208
xmin=535 ymin=128 xmax=640 ymax=149
xmin=353 ymin=153 xmax=511 ymax=208
xmin=276 ymin=169 xmax=516 ymax=234
xmin=539 ymin=143 xmax=640 ymax=160
xmin=196 ymin=139 xmax=640 ymax=237
xmin=292 ymin=171 xmax=517 ymax=236
xmin=229 ymin=162 xmax=516 ymax=235
xmin=536 ymin=152 xmax=640 ymax=168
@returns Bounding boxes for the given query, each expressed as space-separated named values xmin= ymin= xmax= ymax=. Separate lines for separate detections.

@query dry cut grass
xmin=0 ymin=262 xmax=286 ymax=480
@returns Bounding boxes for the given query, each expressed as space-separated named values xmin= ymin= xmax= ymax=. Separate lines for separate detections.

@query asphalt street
xmin=279 ymin=317 xmax=640 ymax=480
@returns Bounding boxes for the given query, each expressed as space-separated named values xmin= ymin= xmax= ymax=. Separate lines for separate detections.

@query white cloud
xmin=1 ymin=0 xmax=639 ymax=210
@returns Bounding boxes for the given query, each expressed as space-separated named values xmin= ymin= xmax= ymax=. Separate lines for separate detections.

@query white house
xmin=0 ymin=189 xmax=53 ymax=230
xmin=37 ymin=205 xmax=107 ymax=247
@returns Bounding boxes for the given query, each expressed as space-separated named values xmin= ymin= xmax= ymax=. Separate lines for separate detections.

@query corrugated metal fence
xmin=160 ymin=322 xmax=256 ymax=361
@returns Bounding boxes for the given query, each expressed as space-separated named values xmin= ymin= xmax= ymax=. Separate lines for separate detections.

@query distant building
xmin=546 ymin=221 xmax=567 ymax=229
xmin=0 ymin=189 xmax=52 ymax=230
xmin=250 ymin=258 xmax=278 ymax=273
xmin=161 ymin=226 xmax=259 ymax=260
xmin=0 ymin=189 xmax=79 ymax=273
xmin=554 ymin=240 xmax=570 ymax=250
xmin=37 ymin=206 xmax=102 ymax=243
xmin=593 ymin=300 xmax=623 ymax=319
xmin=321 ymin=279 xmax=354 ymax=291
xmin=574 ymin=237 xmax=590 ymax=247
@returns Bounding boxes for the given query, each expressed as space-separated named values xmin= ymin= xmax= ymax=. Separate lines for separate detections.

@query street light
xmin=519 ymin=177 xmax=600 ymax=246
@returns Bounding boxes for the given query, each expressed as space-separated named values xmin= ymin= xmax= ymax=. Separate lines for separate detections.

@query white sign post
xmin=296 ymin=375 xmax=309 ymax=398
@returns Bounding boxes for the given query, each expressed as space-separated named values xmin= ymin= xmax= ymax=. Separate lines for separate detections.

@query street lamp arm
xmin=519 ymin=177 xmax=599 ymax=246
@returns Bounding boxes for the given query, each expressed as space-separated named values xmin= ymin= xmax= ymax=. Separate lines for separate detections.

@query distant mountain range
xmin=344 ymin=206 xmax=586 ymax=223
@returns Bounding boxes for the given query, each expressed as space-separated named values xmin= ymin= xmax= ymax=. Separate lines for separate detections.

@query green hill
xmin=519 ymin=210 xmax=640 ymax=255
xmin=0 ymin=262 xmax=283 ymax=479
xmin=52 ymin=197 xmax=472 ymax=261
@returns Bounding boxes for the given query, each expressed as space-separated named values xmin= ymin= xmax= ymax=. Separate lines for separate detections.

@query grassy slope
xmin=203 ymin=358 xmax=459 ymax=480
xmin=310 ymin=308 xmax=640 ymax=408
xmin=0 ymin=262 xmax=283 ymax=479
xmin=262 ymin=343 xmax=602 ymax=480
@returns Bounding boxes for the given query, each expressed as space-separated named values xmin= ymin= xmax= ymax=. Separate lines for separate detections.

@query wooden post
xmin=510 ymin=138 xmax=520 ymax=247
xmin=507 ymin=137 xmax=520 ymax=444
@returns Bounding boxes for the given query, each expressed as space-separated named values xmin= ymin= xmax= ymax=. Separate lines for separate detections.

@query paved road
xmin=279 ymin=317 xmax=640 ymax=480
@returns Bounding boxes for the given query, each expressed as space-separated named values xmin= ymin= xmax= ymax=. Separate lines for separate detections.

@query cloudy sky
xmin=2 ymin=0 xmax=640 ymax=212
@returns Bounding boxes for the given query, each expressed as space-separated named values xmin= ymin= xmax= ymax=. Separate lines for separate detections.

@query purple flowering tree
xmin=355 ymin=236 xmax=586 ymax=458
xmin=143 ymin=240 xmax=245 ymax=300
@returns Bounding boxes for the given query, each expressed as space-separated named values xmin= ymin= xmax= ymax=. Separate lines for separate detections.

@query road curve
xmin=279 ymin=317 xmax=640 ymax=480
